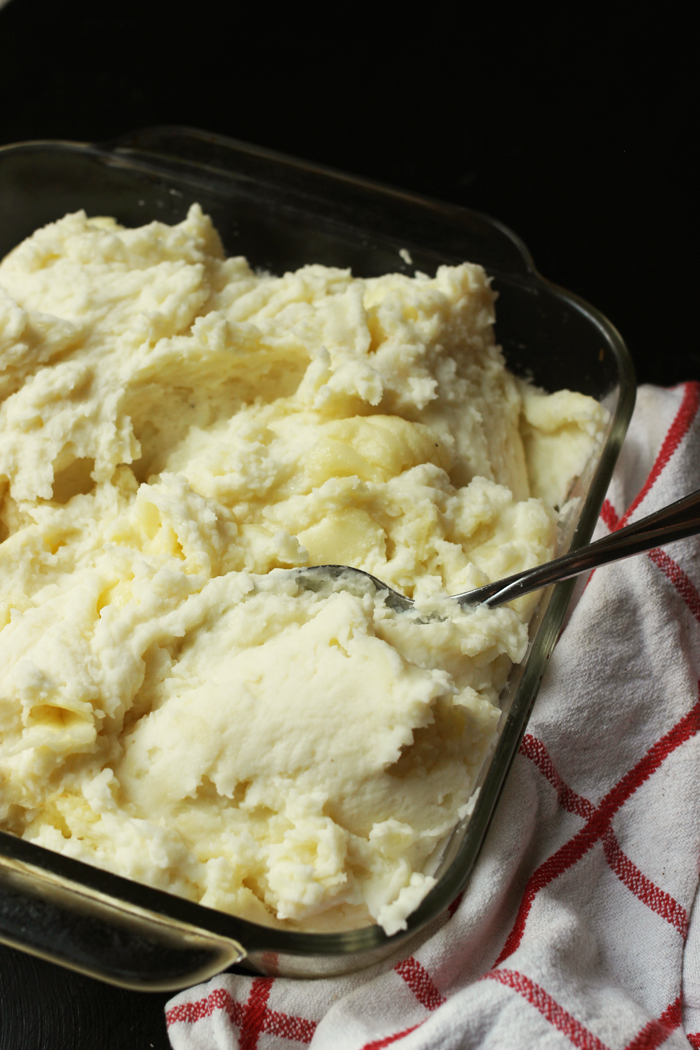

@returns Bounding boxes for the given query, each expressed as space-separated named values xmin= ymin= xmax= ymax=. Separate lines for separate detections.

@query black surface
xmin=0 ymin=945 xmax=171 ymax=1050
xmin=0 ymin=3 xmax=696 ymax=1047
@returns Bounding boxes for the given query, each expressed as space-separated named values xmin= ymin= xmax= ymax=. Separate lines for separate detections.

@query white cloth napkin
xmin=165 ymin=382 xmax=700 ymax=1050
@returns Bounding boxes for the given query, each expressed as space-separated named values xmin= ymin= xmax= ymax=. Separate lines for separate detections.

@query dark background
xmin=0 ymin=2 xmax=695 ymax=1047
xmin=1 ymin=2 xmax=696 ymax=389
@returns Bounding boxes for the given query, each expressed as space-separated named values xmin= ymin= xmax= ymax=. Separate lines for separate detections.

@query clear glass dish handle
xmin=103 ymin=126 xmax=535 ymax=277
xmin=0 ymin=849 xmax=246 ymax=991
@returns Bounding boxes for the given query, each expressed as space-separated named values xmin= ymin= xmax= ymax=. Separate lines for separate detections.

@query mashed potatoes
xmin=0 ymin=205 xmax=605 ymax=934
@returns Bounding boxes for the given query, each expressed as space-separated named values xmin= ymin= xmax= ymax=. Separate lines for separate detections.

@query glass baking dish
xmin=0 ymin=126 xmax=635 ymax=990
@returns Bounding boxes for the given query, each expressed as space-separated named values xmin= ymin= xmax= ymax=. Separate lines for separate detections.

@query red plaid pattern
xmin=167 ymin=383 xmax=700 ymax=1050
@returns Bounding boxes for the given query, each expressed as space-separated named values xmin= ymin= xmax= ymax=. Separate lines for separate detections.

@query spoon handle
xmin=457 ymin=488 xmax=700 ymax=609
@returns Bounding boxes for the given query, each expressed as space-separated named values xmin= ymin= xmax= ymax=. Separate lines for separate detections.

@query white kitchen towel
xmin=166 ymin=382 xmax=700 ymax=1050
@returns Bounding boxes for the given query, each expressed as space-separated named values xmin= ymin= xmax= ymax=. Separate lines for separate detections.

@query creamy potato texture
xmin=0 ymin=206 xmax=605 ymax=934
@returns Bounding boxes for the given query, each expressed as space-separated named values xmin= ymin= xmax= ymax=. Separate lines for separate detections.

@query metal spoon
xmin=292 ymin=488 xmax=700 ymax=613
